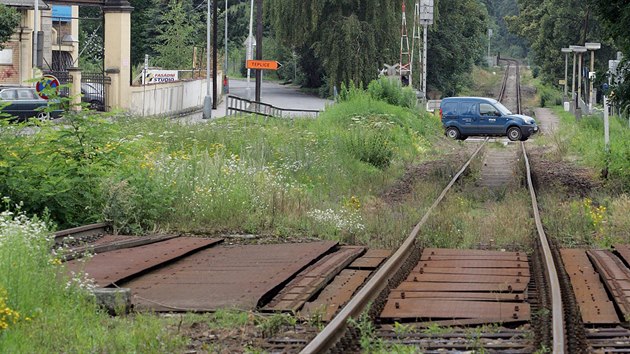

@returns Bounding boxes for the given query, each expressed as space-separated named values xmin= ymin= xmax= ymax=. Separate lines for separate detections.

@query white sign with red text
xmin=143 ymin=70 xmax=179 ymax=84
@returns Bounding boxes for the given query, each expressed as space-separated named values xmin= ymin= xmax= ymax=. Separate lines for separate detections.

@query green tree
xmin=426 ymin=0 xmax=489 ymax=95
xmin=0 ymin=4 xmax=20 ymax=50
xmin=149 ymin=0 xmax=204 ymax=69
xmin=589 ymin=0 xmax=630 ymax=112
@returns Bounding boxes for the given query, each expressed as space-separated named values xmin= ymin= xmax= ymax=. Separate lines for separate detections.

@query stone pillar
xmin=103 ymin=1 xmax=133 ymax=110
xmin=67 ymin=67 xmax=81 ymax=111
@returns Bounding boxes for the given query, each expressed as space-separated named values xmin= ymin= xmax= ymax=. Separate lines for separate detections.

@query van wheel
xmin=446 ymin=127 xmax=460 ymax=140
xmin=507 ymin=127 xmax=522 ymax=141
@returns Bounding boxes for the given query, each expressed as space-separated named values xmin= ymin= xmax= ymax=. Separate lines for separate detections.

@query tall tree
xmin=0 ymin=4 xmax=20 ymax=50
xmin=426 ymin=0 xmax=488 ymax=95
xmin=267 ymin=0 xmax=398 ymax=90
xmin=149 ymin=0 xmax=204 ymax=69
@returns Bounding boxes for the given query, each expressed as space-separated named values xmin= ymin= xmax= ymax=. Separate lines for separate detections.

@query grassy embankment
xmin=523 ymin=76 xmax=630 ymax=248
xmin=0 ymin=80 xmax=452 ymax=351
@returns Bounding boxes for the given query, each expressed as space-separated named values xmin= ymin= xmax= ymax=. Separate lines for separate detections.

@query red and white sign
xmin=143 ymin=70 xmax=179 ymax=84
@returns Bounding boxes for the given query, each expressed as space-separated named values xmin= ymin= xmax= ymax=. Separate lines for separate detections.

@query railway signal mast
xmin=418 ymin=0 xmax=433 ymax=100
xmin=399 ymin=2 xmax=411 ymax=86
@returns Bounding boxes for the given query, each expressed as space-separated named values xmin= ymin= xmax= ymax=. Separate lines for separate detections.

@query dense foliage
xmin=0 ymin=83 xmax=440 ymax=237
xmin=267 ymin=0 xmax=489 ymax=96
xmin=481 ymin=0 xmax=528 ymax=58
xmin=0 ymin=4 xmax=20 ymax=50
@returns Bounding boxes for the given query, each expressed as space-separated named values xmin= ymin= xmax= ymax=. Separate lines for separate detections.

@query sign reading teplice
xmin=143 ymin=70 xmax=179 ymax=84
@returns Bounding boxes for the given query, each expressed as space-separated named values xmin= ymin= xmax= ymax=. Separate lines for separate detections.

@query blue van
xmin=439 ymin=97 xmax=538 ymax=141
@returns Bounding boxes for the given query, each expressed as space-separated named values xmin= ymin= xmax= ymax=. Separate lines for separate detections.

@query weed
xmin=256 ymin=313 xmax=296 ymax=338
xmin=347 ymin=309 xmax=383 ymax=353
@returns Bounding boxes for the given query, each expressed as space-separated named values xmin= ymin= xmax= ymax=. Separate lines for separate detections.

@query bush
xmin=367 ymin=77 xmax=417 ymax=109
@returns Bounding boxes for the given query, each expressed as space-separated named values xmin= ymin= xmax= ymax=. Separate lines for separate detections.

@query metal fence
xmin=82 ymin=72 xmax=111 ymax=111
xmin=43 ymin=70 xmax=111 ymax=111
xmin=225 ymin=94 xmax=321 ymax=118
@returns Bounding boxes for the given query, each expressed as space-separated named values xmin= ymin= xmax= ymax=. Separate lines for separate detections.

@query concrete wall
xmin=129 ymin=72 xmax=223 ymax=116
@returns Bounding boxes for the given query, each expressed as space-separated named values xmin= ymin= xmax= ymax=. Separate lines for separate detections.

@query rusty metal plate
xmin=65 ymin=237 xmax=222 ymax=287
xmin=380 ymin=299 xmax=530 ymax=321
xmin=301 ymin=269 xmax=371 ymax=321
xmin=348 ymin=249 xmax=391 ymax=269
xmin=395 ymin=280 xmax=527 ymax=293
xmin=122 ymin=241 xmax=338 ymax=311
xmin=388 ymin=290 xmax=526 ymax=302
xmin=416 ymin=260 xmax=528 ymax=269
xmin=613 ymin=244 xmax=630 ymax=266
xmin=421 ymin=254 xmax=526 ymax=261
xmin=560 ymin=249 xmax=619 ymax=324
xmin=588 ymin=249 xmax=630 ymax=319
xmin=405 ymin=273 xmax=529 ymax=285
xmin=411 ymin=266 xmax=530 ymax=277
xmin=423 ymin=248 xmax=524 ymax=257
xmin=263 ymin=246 xmax=365 ymax=312
xmin=63 ymin=234 xmax=179 ymax=261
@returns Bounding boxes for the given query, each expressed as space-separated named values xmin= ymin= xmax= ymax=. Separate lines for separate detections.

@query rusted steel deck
xmin=588 ymin=249 xmax=630 ymax=319
xmin=121 ymin=241 xmax=338 ymax=311
xmin=65 ymin=237 xmax=222 ymax=287
xmin=301 ymin=269 xmax=372 ymax=321
xmin=63 ymin=234 xmax=179 ymax=261
xmin=381 ymin=248 xmax=530 ymax=322
xmin=263 ymin=246 xmax=365 ymax=312
xmin=560 ymin=249 xmax=619 ymax=324
xmin=347 ymin=249 xmax=391 ymax=269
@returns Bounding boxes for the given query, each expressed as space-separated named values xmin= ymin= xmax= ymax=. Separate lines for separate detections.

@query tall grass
xmin=0 ymin=88 xmax=441 ymax=242
xmin=0 ymin=211 xmax=186 ymax=352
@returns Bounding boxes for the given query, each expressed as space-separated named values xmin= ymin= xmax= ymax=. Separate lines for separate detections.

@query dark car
xmin=81 ymin=83 xmax=105 ymax=111
xmin=440 ymin=97 xmax=538 ymax=141
xmin=0 ymin=87 xmax=63 ymax=121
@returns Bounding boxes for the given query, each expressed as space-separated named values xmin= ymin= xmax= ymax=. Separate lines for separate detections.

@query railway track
xmin=301 ymin=60 xmax=565 ymax=353
xmin=52 ymin=62 xmax=630 ymax=353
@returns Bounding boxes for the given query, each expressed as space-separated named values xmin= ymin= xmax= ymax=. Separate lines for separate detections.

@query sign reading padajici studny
xmin=143 ymin=70 xmax=179 ymax=84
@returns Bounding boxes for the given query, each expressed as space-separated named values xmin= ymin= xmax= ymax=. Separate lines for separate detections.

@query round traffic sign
xmin=36 ymin=75 xmax=61 ymax=99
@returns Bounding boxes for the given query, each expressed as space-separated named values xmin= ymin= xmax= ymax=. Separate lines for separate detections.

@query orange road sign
xmin=247 ymin=60 xmax=281 ymax=70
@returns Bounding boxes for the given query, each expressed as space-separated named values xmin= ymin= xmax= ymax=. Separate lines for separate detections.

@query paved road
xmin=181 ymin=79 xmax=333 ymax=123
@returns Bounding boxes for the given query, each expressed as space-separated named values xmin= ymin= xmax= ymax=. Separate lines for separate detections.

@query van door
xmin=479 ymin=102 xmax=503 ymax=134
xmin=459 ymin=101 xmax=480 ymax=134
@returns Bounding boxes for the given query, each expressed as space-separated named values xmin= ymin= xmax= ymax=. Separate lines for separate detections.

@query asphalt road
xmin=181 ymin=78 xmax=333 ymax=123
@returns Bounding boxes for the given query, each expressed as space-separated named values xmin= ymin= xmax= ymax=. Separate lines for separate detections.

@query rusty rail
xmin=300 ymin=139 xmax=488 ymax=354
xmin=521 ymin=141 xmax=565 ymax=352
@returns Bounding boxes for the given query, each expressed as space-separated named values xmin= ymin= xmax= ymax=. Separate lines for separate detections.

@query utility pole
xmin=255 ymin=0 xmax=262 ymax=102
xmin=224 ymin=0 xmax=228 ymax=79
xmin=213 ymin=0 xmax=218 ymax=109
xmin=419 ymin=0 xmax=433 ymax=100
xmin=202 ymin=0 xmax=212 ymax=119
xmin=33 ymin=0 xmax=39 ymax=72
xmin=246 ymin=0 xmax=254 ymax=100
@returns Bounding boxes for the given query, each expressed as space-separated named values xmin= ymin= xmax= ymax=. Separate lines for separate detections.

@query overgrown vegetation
xmin=0 ymin=84 xmax=440 ymax=244
xmin=536 ymin=107 xmax=630 ymax=248
xmin=0 ymin=210 xmax=186 ymax=352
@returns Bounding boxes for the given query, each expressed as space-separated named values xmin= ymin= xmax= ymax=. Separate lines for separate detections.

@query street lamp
xmin=202 ymin=0 xmax=212 ymax=119
xmin=569 ymin=45 xmax=580 ymax=103
xmin=585 ymin=42 xmax=601 ymax=112
xmin=561 ymin=48 xmax=571 ymax=101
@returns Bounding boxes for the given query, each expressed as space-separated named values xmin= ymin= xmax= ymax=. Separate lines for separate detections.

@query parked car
xmin=440 ymin=97 xmax=538 ymax=141
xmin=81 ymin=83 xmax=105 ymax=111
xmin=0 ymin=86 xmax=63 ymax=121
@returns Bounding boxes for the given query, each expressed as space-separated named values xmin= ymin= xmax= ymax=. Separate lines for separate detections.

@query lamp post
xmin=202 ymin=0 xmax=213 ymax=119
xmin=561 ymin=48 xmax=571 ymax=101
xmin=585 ymin=42 xmax=601 ymax=113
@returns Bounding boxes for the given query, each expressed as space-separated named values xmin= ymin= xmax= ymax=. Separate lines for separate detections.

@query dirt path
xmin=534 ymin=108 xmax=561 ymax=135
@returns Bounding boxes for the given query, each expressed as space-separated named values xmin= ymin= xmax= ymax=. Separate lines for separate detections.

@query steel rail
xmin=300 ymin=139 xmax=488 ymax=354
xmin=522 ymin=141 xmax=565 ymax=353
xmin=509 ymin=58 xmax=564 ymax=352
xmin=497 ymin=62 xmax=510 ymax=102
